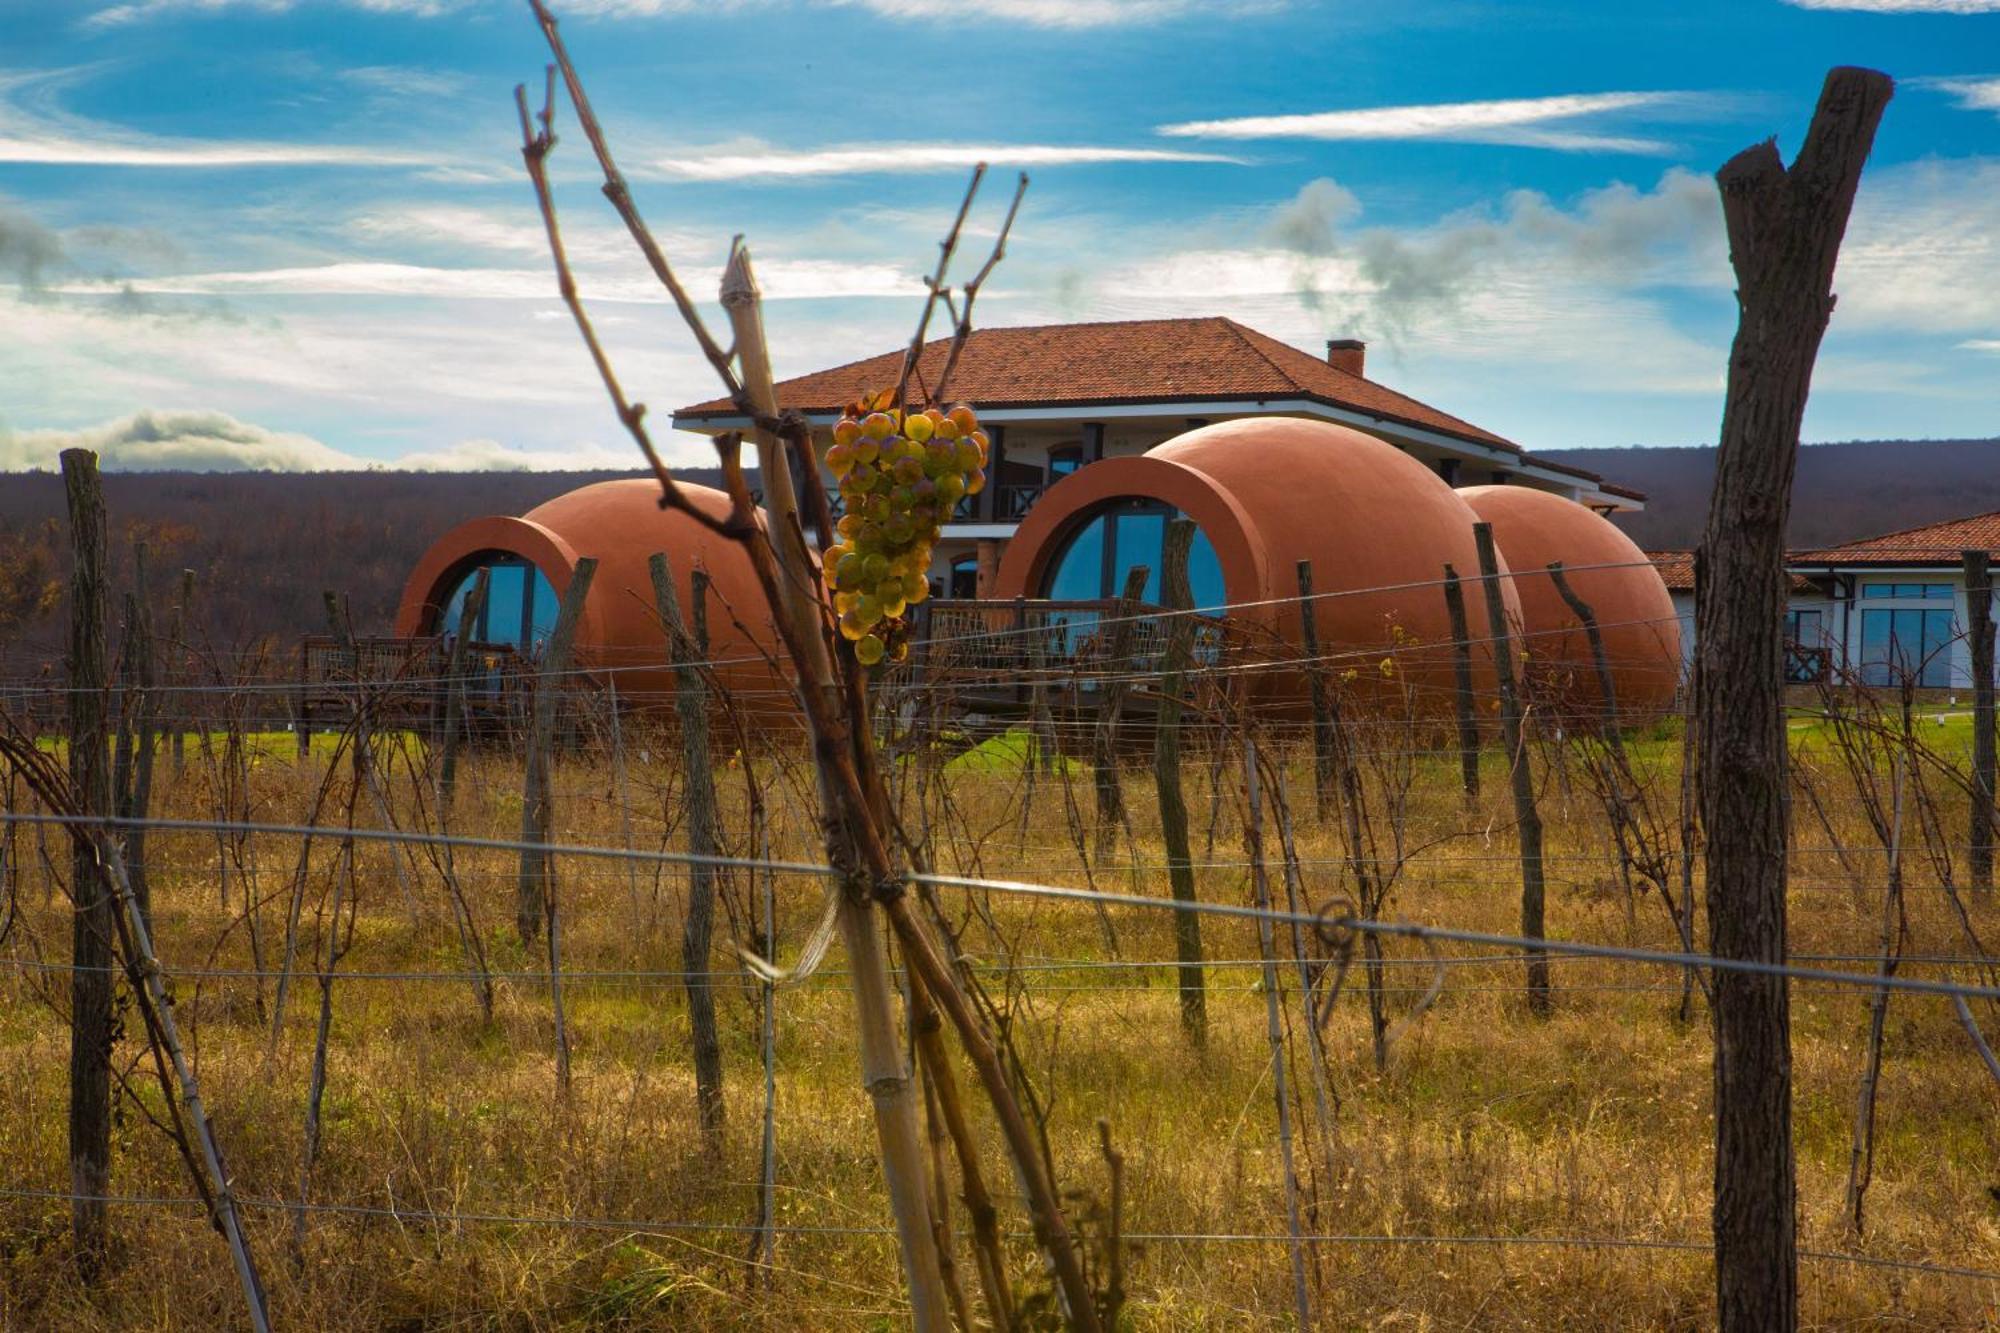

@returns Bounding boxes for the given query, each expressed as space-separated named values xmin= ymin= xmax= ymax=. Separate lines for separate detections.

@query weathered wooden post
xmin=61 ymin=447 xmax=114 ymax=1277
xmin=1295 ymin=560 xmax=1336 ymax=820
xmin=436 ymin=565 xmax=490 ymax=817
xmin=1441 ymin=564 xmax=1481 ymax=803
xmin=1092 ymin=564 xmax=1151 ymax=864
xmin=116 ymin=542 xmax=159 ymax=927
xmin=1965 ymin=549 xmax=1994 ymax=897
xmin=651 ymin=553 xmax=725 ymax=1143
xmin=1473 ymin=522 xmax=1550 ymax=1015
xmin=515 ymin=558 xmax=597 ymax=945
xmin=1698 ymin=66 xmax=1892 ymax=1332
xmin=1154 ymin=520 xmax=1206 ymax=1048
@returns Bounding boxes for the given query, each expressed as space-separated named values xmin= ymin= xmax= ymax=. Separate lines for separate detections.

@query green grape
xmin=826 ymin=440 xmax=856 ymax=476
xmin=904 ymin=414 xmax=934 ymax=443
xmin=936 ymin=472 xmax=965 ymax=504
xmin=892 ymin=455 xmax=924 ymax=486
xmin=855 ymin=592 xmax=882 ymax=625
xmin=954 ymin=438 xmax=981 ymax=472
xmin=902 ymin=571 xmax=929 ymax=603
xmin=854 ymin=634 xmax=885 ymax=666
xmin=835 ymin=550 xmax=867 ymax=590
xmin=839 ymin=608 xmax=868 ymax=640
xmin=860 ymin=412 xmax=895 ymax=440
xmin=862 ymin=553 xmax=889 ymax=586
xmin=965 ymin=467 xmax=986 ymax=496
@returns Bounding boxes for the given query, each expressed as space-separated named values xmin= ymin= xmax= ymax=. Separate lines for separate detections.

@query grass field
xmin=4 ymin=709 xmax=2000 ymax=1329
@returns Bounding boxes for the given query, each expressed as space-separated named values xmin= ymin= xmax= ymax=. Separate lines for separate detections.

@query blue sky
xmin=1 ymin=0 xmax=1996 ymax=473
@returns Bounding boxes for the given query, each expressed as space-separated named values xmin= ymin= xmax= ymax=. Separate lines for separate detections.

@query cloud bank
xmin=2 ymin=409 xmax=637 ymax=472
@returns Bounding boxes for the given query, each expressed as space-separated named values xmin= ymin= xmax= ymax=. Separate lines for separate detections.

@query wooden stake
xmin=1965 ymin=549 xmax=1994 ymax=897
xmin=1441 ymin=564 xmax=1481 ymax=804
xmin=1296 ymin=560 xmax=1336 ymax=821
xmin=515 ymin=558 xmax=597 ymax=945
xmin=1092 ymin=564 xmax=1150 ymax=864
xmin=1474 ymin=523 xmax=1551 ymax=1016
xmin=1155 ymin=521 xmax=1206 ymax=1048
xmin=650 ymin=553 xmax=725 ymax=1143
xmin=61 ymin=447 xmax=113 ymax=1279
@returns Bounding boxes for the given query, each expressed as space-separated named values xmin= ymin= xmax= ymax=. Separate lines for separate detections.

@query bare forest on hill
xmin=1543 ymin=436 xmax=2000 ymax=549
xmin=0 ymin=466 xmax=747 ymax=667
xmin=6 ymin=437 xmax=1997 ymax=665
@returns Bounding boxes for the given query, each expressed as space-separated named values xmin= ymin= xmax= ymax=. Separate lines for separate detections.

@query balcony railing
xmin=904 ymin=597 xmax=1235 ymax=709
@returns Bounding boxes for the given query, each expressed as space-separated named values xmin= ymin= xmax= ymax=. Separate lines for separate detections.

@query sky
xmin=1 ymin=0 xmax=1996 ymax=474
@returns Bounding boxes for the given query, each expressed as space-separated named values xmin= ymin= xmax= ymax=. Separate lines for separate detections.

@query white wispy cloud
xmin=1157 ymin=91 xmax=1702 ymax=153
xmin=1961 ymin=339 xmax=2000 ymax=353
xmin=1 ymin=408 xmax=636 ymax=471
xmin=832 ymin=0 xmax=1278 ymax=26
xmin=81 ymin=0 xmax=462 ymax=29
xmin=650 ymin=141 xmax=1245 ymax=180
xmin=1785 ymin=0 xmax=2000 ymax=12
xmin=551 ymin=0 xmax=1270 ymax=23
xmin=54 ymin=257 xmax=920 ymax=301
xmin=1921 ymin=75 xmax=2000 ymax=113
xmin=0 ymin=68 xmax=433 ymax=168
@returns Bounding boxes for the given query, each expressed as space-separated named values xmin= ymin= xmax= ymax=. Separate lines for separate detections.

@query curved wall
xmin=994 ymin=417 xmax=1521 ymax=711
xmin=1457 ymin=485 xmax=1681 ymax=719
xmin=394 ymin=479 xmax=781 ymax=710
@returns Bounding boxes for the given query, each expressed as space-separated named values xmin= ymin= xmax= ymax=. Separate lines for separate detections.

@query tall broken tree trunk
xmin=62 ymin=448 xmax=114 ymax=1278
xmin=1698 ymin=66 xmax=1892 ymax=1333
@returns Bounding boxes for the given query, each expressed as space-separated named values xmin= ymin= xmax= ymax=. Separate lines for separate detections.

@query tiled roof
xmin=1790 ymin=510 xmax=2000 ymax=565
xmin=674 ymin=316 xmax=1523 ymax=454
xmin=1649 ymin=548 xmax=1827 ymax=593
xmin=1647 ymin=550 xmax=1695 ymax=592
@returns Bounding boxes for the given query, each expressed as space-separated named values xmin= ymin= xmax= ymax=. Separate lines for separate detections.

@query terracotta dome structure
xmin=394 ymin=479 xmax=781 ymax=710
xmin=993 ymin=417 xmax=1521 ymax=712
xmin=1458 ymin=485 xmax=1681 ymax=720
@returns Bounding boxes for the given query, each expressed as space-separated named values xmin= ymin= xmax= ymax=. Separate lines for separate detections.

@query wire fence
xmin=6 ymin=560 xmax=2000 ymax=1326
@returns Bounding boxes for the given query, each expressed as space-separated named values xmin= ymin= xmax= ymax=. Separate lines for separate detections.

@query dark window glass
xmin=436 ymin=554 xmax=558 ymax=652
xmin=1041 ymin=501 xmax=1224 ymax=609
xmin=1860 ymin=606 xmax=1954 ymax=687
xmin=1048 ymin=447 xmax=1081 ymax=480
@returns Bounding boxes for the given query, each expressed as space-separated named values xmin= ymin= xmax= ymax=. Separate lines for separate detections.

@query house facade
xmin=1653 ymin=509 xmax=2000 ymax=691
xmin=672 ymin=316 xmax=1643 ymax=598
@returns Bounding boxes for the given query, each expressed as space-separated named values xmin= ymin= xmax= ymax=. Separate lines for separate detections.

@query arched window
xmin=434 ymin=553 xmax=561 ymax=650
xmin=1040 ymin=500 xmax=1224 ymax=609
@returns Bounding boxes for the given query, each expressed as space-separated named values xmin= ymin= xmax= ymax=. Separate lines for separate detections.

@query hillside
xmin=5 ymin=437 xmax=1998 ymax=668
xmin=1551 ymin=437 xmax=2000 ymax=550
xmin=0 ymin=467 xmax=744 ymax=669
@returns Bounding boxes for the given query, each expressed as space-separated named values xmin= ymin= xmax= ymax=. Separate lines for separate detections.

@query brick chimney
xmin=1325 ymin=338 xmax=1366 ymax=377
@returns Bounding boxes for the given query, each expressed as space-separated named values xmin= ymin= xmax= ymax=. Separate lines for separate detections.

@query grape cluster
xmin=822 ymin=402 xmax=989 ymax=667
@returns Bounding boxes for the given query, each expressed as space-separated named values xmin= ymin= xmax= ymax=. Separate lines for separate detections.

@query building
xmin=1655 ymin=508 xmax=2000 ymax=690
xmin=390 ymin=417 xmax=1682 ymax=722
xmin=672 ymin=317 xmax=1644 ymax=598
xmin=1787 ymin=511 xmax=2000 ymax=689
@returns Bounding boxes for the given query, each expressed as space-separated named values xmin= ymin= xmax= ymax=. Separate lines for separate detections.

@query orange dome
xmin=394 ymin=479 xmax=782 ymax=711
xmin=995 ymin=417 xmax=1520 ymax=711
xmin=1457 ymin=486 xmax=1680 ymax=720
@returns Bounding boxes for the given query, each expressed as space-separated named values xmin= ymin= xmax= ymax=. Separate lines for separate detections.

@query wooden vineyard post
xmin=437 ymin=566 xmax=489 ymax=817
xmin=515 ymin=558 xmax=597 ymax=945
xmin=1698 ymin=66 xmax=1892 ymax=1332
xmin=1154 ymin=520 xmax=1206 ymax=1048
xmin=61 ymin=447 xmax=114 ymax=1278
xmin=1966 ymin=549 xmax=1994 ymax=897
xmin=1092 ymin=563 xmax=1151 ymax=864
xmin=1474 ymin=522 xmax=1551 ymax=1016
xmin=1441 ymin=563 xmax=1481 ymax=804
xmin=650 ymin=553 xmax=725 ymax=1143
xmin=1296 ymin=560 xmax=1336 ymax=820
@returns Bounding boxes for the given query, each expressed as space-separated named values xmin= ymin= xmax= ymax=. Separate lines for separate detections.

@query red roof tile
xmin=1647 ymin=550 xmax=1695 ymax=592
xmin=1790 ymin=510 xmax=2000 ymax=565
xmin=674 ymin=316 xmax=1522 ymax=454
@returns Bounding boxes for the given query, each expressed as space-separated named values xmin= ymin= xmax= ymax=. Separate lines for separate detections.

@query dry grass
xmin=4 ymin=716 xmax=2000 ymax=1330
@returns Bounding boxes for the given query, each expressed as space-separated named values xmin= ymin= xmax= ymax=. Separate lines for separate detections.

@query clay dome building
xmin=992 ymin=417 xmax=1523 ymax=711
xmin=394 ymin=479 xmax=781 ymax=709
xmin=1457 ymin=486 xmax=1682 ymax=719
